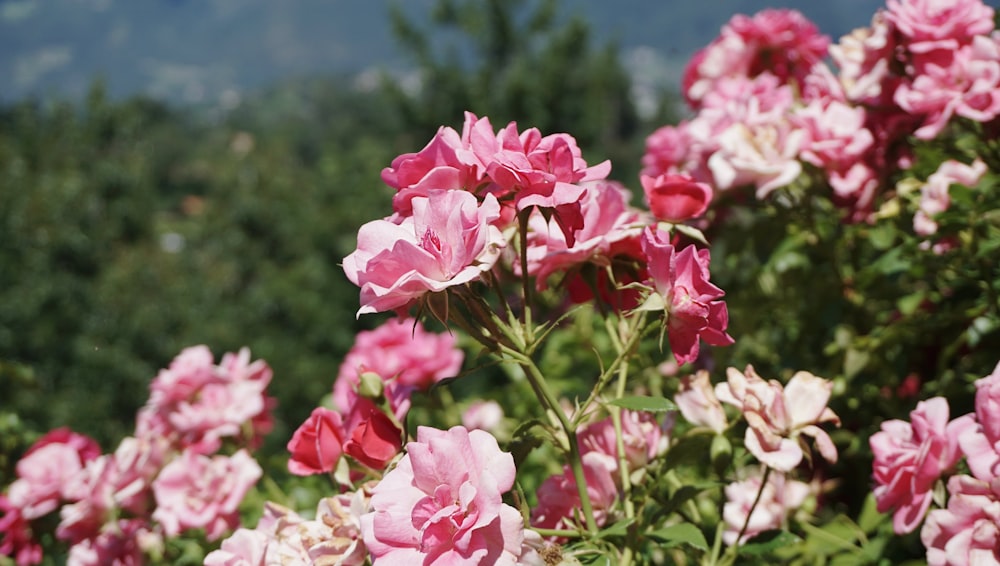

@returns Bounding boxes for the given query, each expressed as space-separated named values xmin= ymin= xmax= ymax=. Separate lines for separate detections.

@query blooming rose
xmin=722 ymin=470 xmax=812 ymax=545
xmin=462 ymin=400 xmax=505 ymax=432
xmin=66 ymin=519 xmax=157 ymax=566
xmin=715 ymin=366 xmax=840 ymax=472
xmin=333 ymin=317 xmax=464 ymax=418
xmin=870 ymin=397 xmax=976 ymax=534
xmin=640 ymin=173 xmax=713 ymax=222
xmin=531 ymin=452 xmax=619 ymax=534
xmin=913 ymin=158 xmax=988 ymax=236
xmin=151 ymin=449 xmax=262 ymax=541
xmin=577 ymin=410 xmax=669 ymax=476
xmin=675 ymin=370 xmax=728 ymax=433
xmin=886 ymin=0 xmax=995 ymax=53
xmin=638 ymin=227 xmax=734 ymax=365
xmin=921 ymin=474 xmax=1000 ymax=566
xmin=0 ymin=495 xmax=42 ymax=566
xmin=361 ymin=426 xmax=524 ymax=564
xmin=383 ymin=123 xmax=477 ymax=216
xmin=342 ymin=190 xmax=506 ymax=316
xmin=6 ymin=428 xmax=101 ymax=521
xmin=287 ymin=407 xmax=346 ymax=476
xmin=959 ymin=362 xmax=1000 ymax=481
xmin=136 ymin=346 xmax=275 ymax=454
xmin=341 ymin=402 xmax=403 ymax=471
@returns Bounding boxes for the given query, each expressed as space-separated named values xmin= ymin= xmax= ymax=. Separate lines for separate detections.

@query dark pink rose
xmin=640 ymin=173 xmax=713 ymax=222
xmin=287 ymin=407 xmax=346 ymax=476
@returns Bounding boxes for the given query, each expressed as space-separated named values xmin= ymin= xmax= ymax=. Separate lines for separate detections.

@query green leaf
xmin=646 ymin=523 xmax=709 ymax=551
xmin=857 ymin=493 xmax=886 ymax=534
xmin=606 ymin=396 xmax=677 ymax=413
xmin=674 ymin=223 xmax=709 ymax=246
xmin=738 ymin=530 xmax=802 ymax=557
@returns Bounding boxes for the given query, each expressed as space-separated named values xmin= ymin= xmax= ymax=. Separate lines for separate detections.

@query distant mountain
xmin=1 ymin=0 xmax=891 ymax=105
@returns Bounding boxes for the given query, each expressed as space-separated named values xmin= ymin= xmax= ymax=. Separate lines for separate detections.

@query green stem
xmin=502 ymin=344 xmax=599 ymax=535
xmin=517 ymin=208 xmax=535 ymax=344
xmin=531 ymin=527 xmax=586 ymax=539
xmin=720 ymin=466 xmax=773 ymax=566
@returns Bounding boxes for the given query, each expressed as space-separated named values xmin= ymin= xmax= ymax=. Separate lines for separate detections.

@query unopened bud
xmin=357 ymin=371 xmax=385 ymax=400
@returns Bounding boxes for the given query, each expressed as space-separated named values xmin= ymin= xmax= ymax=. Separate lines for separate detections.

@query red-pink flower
xmin=342 ymin=403 xmax=403 ymax=471
xmin=343 ymin=190 xmax=506 ymax=316
xmin=921 ymin=474 xmax=1000 ymax=566
xmin=361 ymin=426 xmax=524 ymax=564
xmin=638 ymin=227 xmax=733 ymax=365
xmin=640 ymin=173 xmax=713 ymax=222
xmin=333 ymin=317 xmax=463 ymax=418
xmin=151 ymin=448 xmax=262 ymax=541
xmin=870 ymin=397 xmax=976 ymax=534
xmin=66 ymin=519 xmax=157 ymax=566
xmin=577 ymin=410 xmax=669 ymax=476
xmin=0 ymin=495 xmax=42 ymax=566
xmin=286 ymin=407 xmax=346 ymax=476
xmin=716 ymin=366 xmax=840 ymax=472
xmin=383 ymin=123 xmax=478 ymax=217
xmin=723 ymin=470 xmax=812 ymax=545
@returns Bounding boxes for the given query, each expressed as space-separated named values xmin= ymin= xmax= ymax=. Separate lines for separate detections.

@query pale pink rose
xmin=640 ymin=122 xmax=705 ymax=179
xmin=716 ymin=366 xmax=840 ymax=472
xmin=682 ymin=9 xmax=829 ymax=108
xmin=343 ymin=190 xmax=507 ymax=316
xmin=577 ymin=410 xmax=670 ymax=477
xmin=203 ymin=528 xmax=269 ymax=566
xmin=722 ymin=470 xmax=812 ymax=545
xmin=896 ymin=36 xmax=1000 ymax=139
xmin=333 ymin=317 xmax=463 ymax=417
xmin=708 ymin=121 xmax=804 ymax=199
xmin=137 ymin=346 xmax=275 ymax=454
xmin=639 ymin=228 xmax=734 ymax=365
xmin=151 ymin=448 xmax=261 ymax=541
xmin=830 ymin=11 xmax=898 ymax=104
xmin=959 ymin=362 xmax=1000 ymax=481
xmin=7 ymin=429 xmax=101 ymax=520
xmin=922 ymin=474 xmax=1000 ymax=566
xmin=66 ymin=519 xmax=153 ymax=566
xmin=886 ymin=0 xmax=995 ymax=53
xmin=871 ymin=397 xmax=976 ymax=534
xmin=913 ymin=158 xmax=988 ymax=236
xmin=461 ymin=400 xmax=505 ymax=432
xmin=361 ymin=426 xmax=524 ymax=564
xmin=794 ymin=98 xmax=874 ymax=172
xmin=675 ymin=370 xmax=729 ymax=433
xmin=523 ymin=180 xmax=647 ymax=288
xmin=57 ymin=436 xmax=167 ymax=544
xmin=531 ymin=452 xmax=619 ymax=533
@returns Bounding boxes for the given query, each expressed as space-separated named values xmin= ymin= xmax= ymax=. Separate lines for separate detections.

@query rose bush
xmin=3 ymin=0 xmax=1000 ymax=564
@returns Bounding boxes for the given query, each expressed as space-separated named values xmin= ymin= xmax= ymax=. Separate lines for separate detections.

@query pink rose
xmin=870 ymin=397 xmax=976 ymax=534
xmin=639 ymin=227 xmax=734 ymax=365
xmin=342 ymin=190 xmax=507 ymax=316
xmin=723 ymin=470 xmax=812 ymax=545
xmin=203 ymin=528 xmax=269 ymax=566
xmin=922 ymin=474 xmax=1000 ymax=566
xmin=716 ymin=366 xmax=840 ymax=472
xmin=577 ymin=410 xmax=669 ymax=475
xmin=461 ymin=400 xmax=505 ymax=432
xmin=640 ymin=173 xmax=713 ymax=222
xmin=913 ymin=158 xmax=988 ymax=236
xmin=886 ymin=0 xmax=995 ymax=53
xmin=137 ymin=346 xmax=275 ymax=454
xmin=675 ymin=370 xmax=728 ymax=433
xmin=830 ymin=12 xmax=898 ymax=105
xmin=6 ymin=428 xmax=101 ymax=521
xmin=383 ymin=124 xmax=477 ymax=217
xmin=66 ymin=519 xmax=155 ymax=566
xmin=523 ymin=180 xmax=647 ymax=288
xmin=286 ymin=407 xmax=346 ymax=476
xmin=959 ymin=362 xmax=1000 ymax=481
xmin=333 ymin=317 xmax=464 ymax=418
xmin=151 ymin=449 xmax=262 ymax=541
xmin=361 ymin=426 xmax=524 ymax=564
xmin=531 ymin=452 xmax=619 ymax=533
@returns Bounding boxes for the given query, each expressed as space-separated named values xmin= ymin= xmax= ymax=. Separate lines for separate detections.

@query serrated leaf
xmin=738 ymin=530 xmax=802 ymax=556
xmin=606 ymin=396 xmax=677 ymax=413
xmin=646 ymin=523 xmax=709 ymax=551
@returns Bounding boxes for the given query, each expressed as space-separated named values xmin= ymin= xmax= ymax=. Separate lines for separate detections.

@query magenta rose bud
xmin=640 ymin=173 xmax=713 ymax=222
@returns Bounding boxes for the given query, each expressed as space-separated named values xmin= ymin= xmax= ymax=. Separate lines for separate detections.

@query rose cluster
xmin=0 ymin=347 xmax=274 ymax=565
xmin=871 ymin=361 xmax=1000 ymax=565
xmin=644 ymin=0 xmax=998 ymax=223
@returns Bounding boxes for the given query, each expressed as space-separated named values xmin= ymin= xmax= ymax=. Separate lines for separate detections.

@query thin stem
xmin=531 ymin=527 xmax=586 ymax=539
xmin=517 ymin=207 xmax=535 ymax=344
xmin=720 ymin=466 xmax=773 ymax=565
xmin=502 ymin=344 xmax=599 ymax=535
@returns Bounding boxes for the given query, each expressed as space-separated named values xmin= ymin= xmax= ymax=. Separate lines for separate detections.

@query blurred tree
xmin=384 ymin=0 xmax=664 ymax=183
